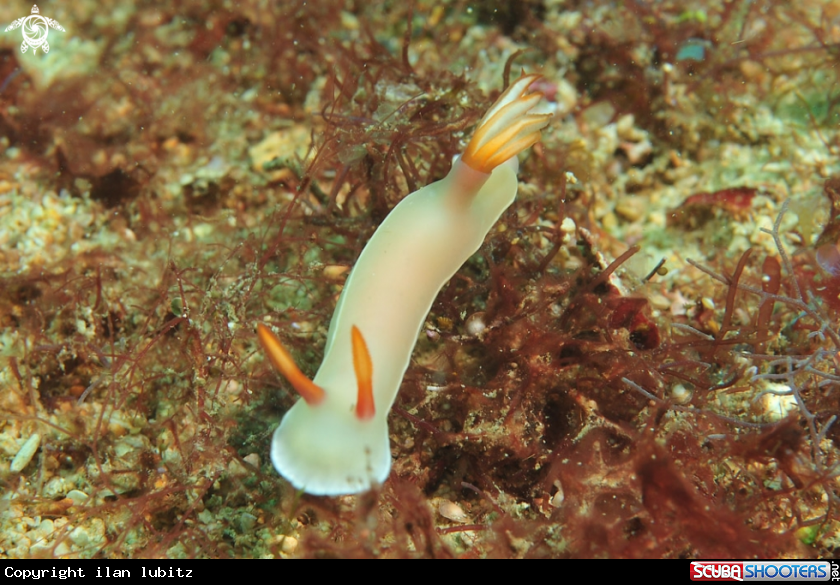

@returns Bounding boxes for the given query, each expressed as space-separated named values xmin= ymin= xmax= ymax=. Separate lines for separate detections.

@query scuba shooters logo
xmin=690 ymin=561 xmax=837 ymax=582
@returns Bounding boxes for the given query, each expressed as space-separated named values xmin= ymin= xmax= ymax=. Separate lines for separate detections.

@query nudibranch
xmin=258 ymin=74 xmax=552 ymax=495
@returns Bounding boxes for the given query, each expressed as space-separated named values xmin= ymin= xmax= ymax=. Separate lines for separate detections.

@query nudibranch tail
xmin=461 ymin=73 xmax=552 ymax=174
xmin=257 ymin=323 xmax=325 ymax=406
xmin=351 ymin=325 xmax=375 ymax=421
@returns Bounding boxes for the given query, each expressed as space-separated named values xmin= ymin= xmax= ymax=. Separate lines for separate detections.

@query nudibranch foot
xmin=461 ymin=73 xmax=552 ymax=174
xmin=270 ymin=400 xmax=391 ymax=496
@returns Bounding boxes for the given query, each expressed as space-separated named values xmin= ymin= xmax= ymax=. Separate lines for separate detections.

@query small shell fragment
xmin=323 ymin=265 xmax=350 ymax=279
xmin=10 ymin=433 xmax=41 ymax=473
xmin=671 ymin=383 xmax=692 ymax=404
xmin=465 ymin=312 xmax=486 ymax=337
xmin=281 ymin=535 xmax=298 ymax=554
xmin=550 ymin=480 xmax=565 ymax=507
xmin=65 ymin=490 xmax=90 ymax=505
xmin=438 ymin=499 xmax=468 ymax=523
xmin=272 ymin=534 xmax=299 ymax=554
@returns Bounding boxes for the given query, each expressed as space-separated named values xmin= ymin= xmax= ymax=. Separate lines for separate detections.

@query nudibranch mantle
xmin=259 ymin=74 xmax=551 ymax=495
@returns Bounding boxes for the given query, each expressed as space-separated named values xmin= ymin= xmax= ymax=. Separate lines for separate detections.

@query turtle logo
xmin=5 ymin=5 xmax=65 ymax=54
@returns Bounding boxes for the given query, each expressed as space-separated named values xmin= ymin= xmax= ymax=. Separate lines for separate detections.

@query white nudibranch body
xmin=258 ymin=74 xmax=551 ymax=495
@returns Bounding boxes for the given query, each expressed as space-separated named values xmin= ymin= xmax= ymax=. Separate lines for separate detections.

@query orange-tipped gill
xmin=461 ymin=73 xmax=552 ymax=174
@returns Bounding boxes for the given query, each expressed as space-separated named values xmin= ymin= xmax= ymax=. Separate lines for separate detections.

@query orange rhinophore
xmin=256 ymin=323 xmax=325 ymax=406
xmin=351 ymin=325 xmax=375 ymax=421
